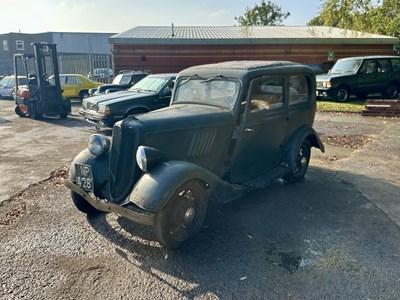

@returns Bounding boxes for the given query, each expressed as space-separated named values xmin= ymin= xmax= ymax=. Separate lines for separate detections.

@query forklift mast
xmin=32 ymin=42 xmax=63 ymax=102
xmin=13 ymin=42 xmax=71 ymax=119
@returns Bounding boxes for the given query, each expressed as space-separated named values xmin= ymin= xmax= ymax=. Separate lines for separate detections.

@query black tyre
xmin=284 ymin=140 xmax=311 ymax=183
xmin=71 ymin=191 xmax=101 ymax=215
xmin=28 ymin=102 xmax=41 ymax=120
xmin=154 ymin=180 xmax=208 ymax=250
xmin=80 ymin=91 xmax=89 ymax=101
xmin=15 ymin=106 xmax=26 ymax=117
xmin=59 ymin=113 xmax=68 ymax=119
xmin=383 ymin=82 xmax=398 ymax=99
xmin=334 ymin=86 xmax=350 ymax=102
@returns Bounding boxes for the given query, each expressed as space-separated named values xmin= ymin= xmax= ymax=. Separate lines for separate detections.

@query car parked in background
xmin=89 ymin=70 xmax=150 ymax=96
xmin=316 ymin=56 xmax=400 ymax=102
xmin=0 ymin=76 xmax=27 ymax=98
xmin=50 ymin=74 xmax=102 ymax=100
xmin=65 ymin=61 xmax=324 ymax=249
xmin=80 ymin=73 xmax=176 ymax=128
xmin=87 ymin=68 xmax=114 ymax=81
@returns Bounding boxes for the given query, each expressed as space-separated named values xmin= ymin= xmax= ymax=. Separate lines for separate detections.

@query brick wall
xmin=112 ymin=43 xmax=397 ymax=74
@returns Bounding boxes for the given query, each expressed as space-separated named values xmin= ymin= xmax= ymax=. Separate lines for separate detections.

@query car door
xmin=356 ymin=59 xmax=379 ymax=94
xmin=229 ymin=76 xmax=288 ymax=184
xmin=154 ymin=77 xmax=175 ymax=109
xmin=62 ymin=75 xmax=83 ymax=98
xmin=0 ymin=77 xmax=9 ymax=96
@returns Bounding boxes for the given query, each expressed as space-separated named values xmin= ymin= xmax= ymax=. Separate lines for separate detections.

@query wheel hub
xmin=184 ymin=207 xmax=196 ymax=224
xmin=300 ymin=157 xmax=308 ymax=168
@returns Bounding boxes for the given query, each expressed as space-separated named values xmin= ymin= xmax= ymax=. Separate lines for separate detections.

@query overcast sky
xmin=1 ymin=0 xmax=323 ymax=34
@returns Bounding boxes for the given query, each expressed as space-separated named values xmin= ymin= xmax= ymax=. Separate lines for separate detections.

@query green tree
xmin=235 ymin=0 xmax=290 ymax=26
xmin=308 ymin=0 xmax=400 ymax=38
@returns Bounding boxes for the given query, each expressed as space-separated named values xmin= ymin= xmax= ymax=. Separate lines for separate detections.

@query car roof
xmin=178 ymin=60 xmax=313 ymax=80
xmin=146 ymin=73 xmax=177 ymax=78
xmin=118 ymin=70 xmax=150 ymax=75
xmin=338 ymin=56 xmax=400 ymax=61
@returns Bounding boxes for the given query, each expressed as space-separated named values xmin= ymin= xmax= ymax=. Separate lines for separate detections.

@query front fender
xmin=69 ymin=149 xmax=110 ymax=199
xmin=130 ymin=160 xmax=243 ymax=212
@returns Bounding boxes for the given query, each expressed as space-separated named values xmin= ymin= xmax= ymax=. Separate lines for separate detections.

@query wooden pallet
xmin=361 ymin=99 xmax=400 ymax=117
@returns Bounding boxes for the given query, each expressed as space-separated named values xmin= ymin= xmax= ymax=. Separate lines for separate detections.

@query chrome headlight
xmin=322 ymin=81 xmax=331 ymax=88
xmin=87 ymin=134 xmax=110 ymax=156
xmin=136 ymin=146 xmax=163 ymax=172
xmin=98 ymin=104 xmax=111 ymax=115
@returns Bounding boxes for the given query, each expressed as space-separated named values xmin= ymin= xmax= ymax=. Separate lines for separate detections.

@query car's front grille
xmin=109 ymin=121 xmax=141 ymax=203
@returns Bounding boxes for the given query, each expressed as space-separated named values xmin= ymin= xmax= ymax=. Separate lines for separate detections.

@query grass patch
xmin=317 ymin=99 xmax=365 ymax=113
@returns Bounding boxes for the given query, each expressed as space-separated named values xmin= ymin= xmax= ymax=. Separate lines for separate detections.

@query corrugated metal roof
xmin=110 ymin=26 xmax=398 ymax=45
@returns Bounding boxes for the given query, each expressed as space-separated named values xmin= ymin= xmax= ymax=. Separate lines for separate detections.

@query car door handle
xmin=245 ymin=128 xmax=254 ymax=132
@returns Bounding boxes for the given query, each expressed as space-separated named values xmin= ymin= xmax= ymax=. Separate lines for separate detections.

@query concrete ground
xmin=1 ymin=98 xmax=400 ymax=299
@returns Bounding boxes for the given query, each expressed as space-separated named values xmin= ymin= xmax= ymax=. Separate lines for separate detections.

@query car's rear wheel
xmin=383 ymin=82 xmax=398 ymax=99
xmin=153 ymin=180 xmax=208 ymax=250
xmin=284 ymin=140 xmax=311 ymax=183
xmin=334 ymin=86 xmax=350 ymax=102
xmin=71 ymin=191 xmax=101 ymax=215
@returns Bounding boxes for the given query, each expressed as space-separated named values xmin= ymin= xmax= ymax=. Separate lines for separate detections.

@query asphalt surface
xmin=0 ymin=98 xmax=400 ymax=299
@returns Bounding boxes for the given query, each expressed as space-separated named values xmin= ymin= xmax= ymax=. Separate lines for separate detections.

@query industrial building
xmin=110 ymin=26 xmax=399 ymax=74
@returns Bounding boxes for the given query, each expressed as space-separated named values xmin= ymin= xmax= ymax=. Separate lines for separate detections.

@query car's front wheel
xmin=71 ymin=191 xmax=101 ymax=215
xmin=334 ymin=86 xmax=350 ymax=102
xmin=284 ymin=140 xmax=311 ymax=183
xmin=153 ymin=180 xmax=208 ymax=250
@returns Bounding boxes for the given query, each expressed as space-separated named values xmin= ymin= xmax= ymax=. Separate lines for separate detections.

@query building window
xmin=3 ymin=40 xmax=8 ymax=51
xmin=16 ymin=40 xmax=24 ymax=51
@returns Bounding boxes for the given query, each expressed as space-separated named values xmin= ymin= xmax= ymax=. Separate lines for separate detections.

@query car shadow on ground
xmin=86 ymin=166 xmax=400 ymax=299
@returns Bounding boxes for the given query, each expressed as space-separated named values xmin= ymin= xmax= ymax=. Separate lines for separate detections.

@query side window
xmin=68 ymin=76 xmax=82 ymax=85
xmin=391 ymin=59 xmax=400 ymax=71
xmin=120 ymin=75 xmax=131 ymax=84
xmin=59 ymin=76 xmax=66 ymax=85
xmin=289 ymin=75 xmax=309 ymax=105
xmin=376 ymin=59 xmax=391 ymax=73
xmin=359 ymin=60 xmax=377 ymax=74
xmin=248 ymin=77 xmax=284 ymax=114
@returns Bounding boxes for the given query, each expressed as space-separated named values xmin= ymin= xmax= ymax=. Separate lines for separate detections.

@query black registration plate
xmin=75 ymin=164 xmax=94 ymax=192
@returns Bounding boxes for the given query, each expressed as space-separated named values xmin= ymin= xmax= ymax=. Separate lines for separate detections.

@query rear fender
xmin=283 ymin=125 xmax=325 ymax=164
xmin=130 ymin=160 xmax=243 ymax=212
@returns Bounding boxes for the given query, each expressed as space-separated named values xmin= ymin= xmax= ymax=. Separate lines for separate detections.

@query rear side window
xmin=68 ymin=76 xmax=82 ymax=85
xmin=376 ymin=59 xmax=391 ymax=73
xmin=391 ymin=59 xmax=400 ymax=71
xmin=289 ymin=75 xmax=309 ymax=106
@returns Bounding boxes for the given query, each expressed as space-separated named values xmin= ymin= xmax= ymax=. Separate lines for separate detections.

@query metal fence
xmin=3 ymin=53 xmax=113 ymax=84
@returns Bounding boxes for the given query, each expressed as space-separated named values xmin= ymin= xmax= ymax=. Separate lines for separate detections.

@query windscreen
xmin=329 ymin=59 xmax=363 ymax=74
xmin=173 ymin=76 xmax=240 ymax=111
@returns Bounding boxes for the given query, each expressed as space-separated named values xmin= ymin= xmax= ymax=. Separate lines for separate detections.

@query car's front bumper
xmin=64 ymin=179 xmax=154 ymax=225
xmin=79 ymin=108 xmax=116 ymax=127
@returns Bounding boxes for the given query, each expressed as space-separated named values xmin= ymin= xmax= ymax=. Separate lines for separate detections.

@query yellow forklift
xmin=14 ymin=42 xmax=70 ymax=119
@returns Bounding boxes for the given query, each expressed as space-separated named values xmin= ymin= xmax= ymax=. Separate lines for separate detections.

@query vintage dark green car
xmin=64 ymin=61 xmax=325 ymax=249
